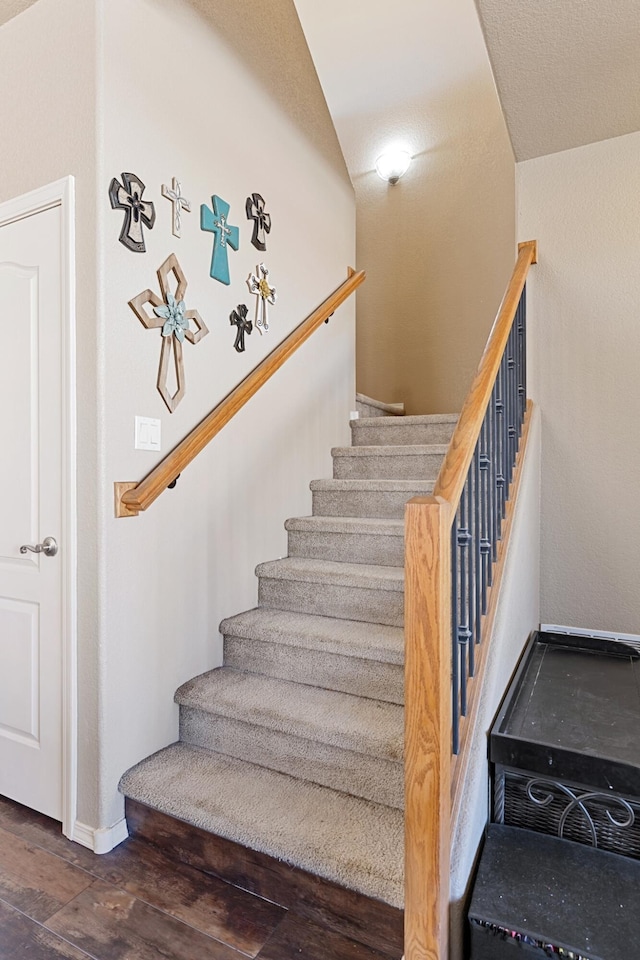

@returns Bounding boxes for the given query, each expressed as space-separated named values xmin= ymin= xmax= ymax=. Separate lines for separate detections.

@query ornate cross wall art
xmin=245 ymin=193 xmax=271 ymax=251
xmin=161 ymin=177 xmax=192 ymax=238
xmin=200 ymin=195 xmax=239 ymax=285
xmin=230 ymin=304 xmax=252 ymax=353
xmin=247 ymin=263 xmax=277 ymax=335
xmin=109 ymin=172 xmax=156 ymax=253
xmin=128 ymin=253 xmax=209 ymax=413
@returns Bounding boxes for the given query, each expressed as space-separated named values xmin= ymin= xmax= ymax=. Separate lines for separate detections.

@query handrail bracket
xmin=114 ymin=482 xmax=140 ymax=519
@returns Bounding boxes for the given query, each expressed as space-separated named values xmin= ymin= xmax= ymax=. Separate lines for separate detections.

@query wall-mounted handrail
xmin=115 ymin=267 xmax=364 ymax=517
xmin=404 ymin=241 xmax=537 ymax=960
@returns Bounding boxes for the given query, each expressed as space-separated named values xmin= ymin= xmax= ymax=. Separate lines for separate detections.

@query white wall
xmin=449 ymin=405 xmax=541 ymax=960
xmin=0 ymin=0 xmax=101 ymax=829
xmin=294 ymin=0 xmax=516 ymax=415
xmin=518 ymin=132 xmax=640 ymax=635
xmin=98 ymin=0 xmax=355 ymax=829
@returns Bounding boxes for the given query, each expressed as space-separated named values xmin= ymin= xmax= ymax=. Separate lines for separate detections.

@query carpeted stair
xmin=120 ymin=407 xmax=458 ymax=910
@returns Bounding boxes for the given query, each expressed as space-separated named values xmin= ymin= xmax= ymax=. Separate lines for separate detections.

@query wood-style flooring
xmin=0 ymin=796 xmax=401 ymax=960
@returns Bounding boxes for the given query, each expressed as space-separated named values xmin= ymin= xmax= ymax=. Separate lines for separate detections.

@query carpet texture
xmin=119 ymin=407 xmax=458 ymax=907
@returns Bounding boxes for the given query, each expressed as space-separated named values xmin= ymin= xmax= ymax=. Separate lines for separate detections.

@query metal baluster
xmin=520 ymin=287 xmax=527 ymax=425
xmin=496 ymin=361 xmax=506 ymax=525
xmin=451 ymin=514 xmax=459 ymax=755
xmin=466 ymin=472 xmax=475 ymax=676
xmin=457 ymin=493 xmax=469 ymax=715
xmin=479 ymin=416 xmax=490 ymax=613
xmin=507 ymin=322 xmax=517 ymax=488
xmin=490 ymin=380 xmax=499 ymax=565
xmin=473 ymin=440 xmax=482 ymax=645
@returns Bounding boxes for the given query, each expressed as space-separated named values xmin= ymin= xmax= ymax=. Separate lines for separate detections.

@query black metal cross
xmin=109 ymin=172 xmax=156 ymax=253
xmin=230 ymin=304 xmax=252 ymax=353
xmin=245 ymin=193 xmax=271 ymax=252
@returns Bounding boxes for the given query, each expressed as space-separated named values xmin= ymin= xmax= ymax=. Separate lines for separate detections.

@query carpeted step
xmin=311 ymin=478 xmax=434 ymax=519
xmin=257 ymin=557 xmax=404 ymax=626
xmin=351 ymin=413 xmax=458 ymax=447
xmin=355 ymin=393 xmax=405 ymax=418
xmin=285 ymin=515 xmax=404 ymax=566
xmin=176 ymin=668 xmax=403 ymax=808
xmin=221 ymin=608 xmax=404 ymax=703
xmin=119 ymin=743 xmax=404 ymax=907
xmin=331 ymin=444 xmax=447 ymax=480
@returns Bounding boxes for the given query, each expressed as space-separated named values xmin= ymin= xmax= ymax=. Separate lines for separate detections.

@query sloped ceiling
xmin=476 ymin=0 xmax=640 ymax=161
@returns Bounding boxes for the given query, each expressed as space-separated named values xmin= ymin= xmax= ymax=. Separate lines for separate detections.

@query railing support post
xmin=405 ymin=495 xmax=452 ymax=960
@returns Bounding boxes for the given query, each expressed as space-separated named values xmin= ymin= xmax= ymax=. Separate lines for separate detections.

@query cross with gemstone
xmin=245 ymin=193 xmax=271 ymax=251
xmin=200 ymin=195 xmax=240 ymax=285
xmin=161 ymin=177 xmax=191 ymax=238
xmin=247 ymin=263 xmax=277 ymax=335
xmin=109 ymin=172 xmax=156 ymax=253
xmin=230 ymin=304 xmax=253 ymax=353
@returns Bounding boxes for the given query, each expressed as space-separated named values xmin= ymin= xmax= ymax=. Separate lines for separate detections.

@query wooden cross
xmin=109 ymin=172 xmax=156 ymax=253
xmin=200 ymin=195 xmax=239 ymax=285
xmin=161 ymin=177 xmax=191 ymax=238
xmin=128 ymin=254 xmax=209 ymax=413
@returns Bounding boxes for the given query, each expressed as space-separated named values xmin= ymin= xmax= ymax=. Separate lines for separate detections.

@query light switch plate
xmin=135 ymin=416 xmax=161 ymax=451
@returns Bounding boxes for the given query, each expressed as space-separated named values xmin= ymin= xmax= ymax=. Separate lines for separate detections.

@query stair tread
xmin=256 ymin=556 xmax=404 ymax=591
xmin=220 ymin=608 xmax=404 ymax=663
xmin=176 ymin=667 xmax=403 ymax=761
xmin=310 ymin=478 xmax=434 ymax=491
xmin=285 ymin=515 xmax=403 ymax=536
xmin=119 ymin=742 xmax=404 ymax=907
xmin=353 ymin=413 xmax=457 ymax=426
xmin=331 ymin=444 xmax=448 ymax=457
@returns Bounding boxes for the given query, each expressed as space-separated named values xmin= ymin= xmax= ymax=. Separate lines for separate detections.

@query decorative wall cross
xmin=109 ymin=172 xmax=156 ymax=253
xmin=230 ymin=304 xmax=252 ymax=353
xmin=245 ymin=193 xmax=271 ymax=251
xmin=161 ymin=177 xmax=191 ymax=238
xmin=128 ymin=254 xmax=208 ymax=412
xmin=200 ymin=195 xmax=239 ymax=285
xmin=247 ymin=263 xmax=277 ymax=335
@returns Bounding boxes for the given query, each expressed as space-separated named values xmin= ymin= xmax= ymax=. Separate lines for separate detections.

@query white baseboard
xmin=541 ymin=622 xmax=640 ymax=649
xmin=71 ymin=817 xmax=129 ymax=854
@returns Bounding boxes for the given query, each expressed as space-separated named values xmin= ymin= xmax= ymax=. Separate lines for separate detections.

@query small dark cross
xmin=230 ymin=304 xmax=252 ymax=353
xmin=200 ymin=195 xmax=239 ymax=285
xmin=109 ymin=172 xmax=156 ymax=253
xmin=245 ymin=193 xmax=271 ymax=251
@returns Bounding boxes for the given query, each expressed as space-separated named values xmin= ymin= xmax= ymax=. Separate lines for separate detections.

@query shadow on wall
xmin=352 ymin=69 xmax=515 ymax=415
xmin=155 ymin=0 xmax=350 ymax=186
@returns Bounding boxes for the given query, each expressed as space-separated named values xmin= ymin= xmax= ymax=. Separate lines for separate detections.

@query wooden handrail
xmin=115 ymin=267 xmax=365 ymax=517
xmin=404 ymin=241 xmax=538 ymax=960
xmin=433 ymin=240 xmax=537 ymax=510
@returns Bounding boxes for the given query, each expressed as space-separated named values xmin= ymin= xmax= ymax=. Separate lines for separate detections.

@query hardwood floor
xmin=0 ymin=797 xmax=401 ymax=960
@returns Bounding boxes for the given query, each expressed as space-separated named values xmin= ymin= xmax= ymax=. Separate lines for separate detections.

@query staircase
xmin=120 ymin=404 xmax=458 ymax=914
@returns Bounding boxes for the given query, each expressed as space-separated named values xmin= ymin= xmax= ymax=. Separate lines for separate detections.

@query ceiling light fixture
xmin=375 ymin=149 xmax=412 ymax=184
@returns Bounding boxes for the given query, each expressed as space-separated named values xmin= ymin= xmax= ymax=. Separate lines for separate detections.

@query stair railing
xmin=404 ymin=240 xmax=538 ymax=960
xmin=114 ymin=268 xmax=365 ymax=518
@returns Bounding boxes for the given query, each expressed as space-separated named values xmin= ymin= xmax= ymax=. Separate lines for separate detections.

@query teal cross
xmin=200 ymin=195 xmax=239 ymax=285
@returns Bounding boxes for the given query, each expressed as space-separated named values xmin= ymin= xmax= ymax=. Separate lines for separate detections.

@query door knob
xmin=20 ymin=536 xmax=58 ymax=558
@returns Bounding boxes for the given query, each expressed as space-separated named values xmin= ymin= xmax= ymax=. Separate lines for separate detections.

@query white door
xmin=0 ymin=203 xmax=64 ymax=821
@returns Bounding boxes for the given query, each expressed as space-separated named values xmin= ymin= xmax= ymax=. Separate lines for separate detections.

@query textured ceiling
xmin=476 ymin=0 xmax=640 ymax=161
xmin=0 ymin=0 xmax=39 ymax=28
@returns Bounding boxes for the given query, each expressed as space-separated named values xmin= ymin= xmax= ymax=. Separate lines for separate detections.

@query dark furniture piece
xmin=469 ymin=823 xmax=640 ymax=959
xmin=490 ymin=630 xmax=640 ymax=858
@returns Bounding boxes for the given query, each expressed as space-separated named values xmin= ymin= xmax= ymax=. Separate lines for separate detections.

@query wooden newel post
xmin=404 ymin=496 xmax=452 ymax=960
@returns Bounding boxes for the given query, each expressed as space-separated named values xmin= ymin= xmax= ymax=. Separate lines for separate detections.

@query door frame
xmin=0 ymin=176 xmax=77 ymax=838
